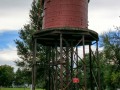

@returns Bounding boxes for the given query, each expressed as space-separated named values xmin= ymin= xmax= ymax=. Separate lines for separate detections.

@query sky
xmin=0 ymin=0 xmax=120 ymax=71
xmin=0 ymin=0 xmax=33 ymax=70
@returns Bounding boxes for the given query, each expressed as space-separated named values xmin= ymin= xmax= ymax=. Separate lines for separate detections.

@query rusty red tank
xmin=42 ymin=0 xmax=89 ymax=29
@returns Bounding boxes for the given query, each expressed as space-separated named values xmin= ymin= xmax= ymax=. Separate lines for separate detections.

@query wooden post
xmin=32 ymin=39 xmax=37 ymax=90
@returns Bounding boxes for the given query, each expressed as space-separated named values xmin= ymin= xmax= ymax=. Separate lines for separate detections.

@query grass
xmin=0 ymin=88 xmax=44 ymax=90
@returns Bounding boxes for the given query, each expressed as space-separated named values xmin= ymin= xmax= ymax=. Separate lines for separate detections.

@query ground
xmin=0 ymin=88 xmax=44 ymax=90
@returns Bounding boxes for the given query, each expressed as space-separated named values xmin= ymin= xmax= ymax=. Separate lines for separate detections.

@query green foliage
xmin=100 ymin=29 xmax=120 ymax=89
xmin=15 ymin=0 xmax=43 ymax=68
xmin=0 ymin=65 xmax=14 ymax=87
xmin=111 ymin=71 xmax=120 ymax=87
xmin=14 ymin=68 xmax=31 ymax=86
xmin=0 ymin=88 xmax=43 ymax=90
xmin=14 ymin=0 xmax=46 ymax=88
xmin=14 ymin=68 xmax=24 ymax=85
xmin=15 ymin=24 xmax=34 ymax=68
xmin=29 ymin=0 xmax=42 ymax=30
xmin=100 ymin=30 xmax=120 ymax=70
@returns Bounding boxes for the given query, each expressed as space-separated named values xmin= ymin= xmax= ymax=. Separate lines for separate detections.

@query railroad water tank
xmin=42 ymin=0 xmax=89 ymax=29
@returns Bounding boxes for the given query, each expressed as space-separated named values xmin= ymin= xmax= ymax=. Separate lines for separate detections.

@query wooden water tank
xmin=42 ymin=0 xmax=89 ymax=29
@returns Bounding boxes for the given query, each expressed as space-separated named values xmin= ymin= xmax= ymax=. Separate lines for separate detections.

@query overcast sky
xmin=88 ymin=0 xmax=120 ymax=34
xmin=0 ymin=0 xmax=33 ymax=70
xmin=0 ymin=0 xmax=33 ymax=31
xmin=0 ymin=0 xmax=120 ymax=70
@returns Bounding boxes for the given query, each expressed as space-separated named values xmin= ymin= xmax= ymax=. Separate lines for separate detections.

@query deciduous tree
xmin=100 ymin=29 xmax=120 ymax=89
xmin=0 ymin=65 xmax=14 ymax=87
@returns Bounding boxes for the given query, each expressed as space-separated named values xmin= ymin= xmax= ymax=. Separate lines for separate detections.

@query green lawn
xmin=0 ymin=88 xmax=44 ymax=90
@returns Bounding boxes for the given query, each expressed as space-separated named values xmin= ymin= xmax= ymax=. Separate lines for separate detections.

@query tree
xmin=15 ymin=0 xmax=46 ymax=88
xmin=100 ymin=29 xmax=120 ymax=70
xmin=15 ymin=0 xmax=43 ymax=68
xmin=100 ymin=29 xmax=120 ymax=89
xmin=14 ymin=68 xmax=31 ymax=86
xmin=0 ymin=65 xmax=14 ymax=87
xmin=14 ymin=68 xmax=24 ymax=86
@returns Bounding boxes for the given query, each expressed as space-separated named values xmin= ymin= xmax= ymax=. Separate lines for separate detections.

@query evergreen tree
xmin=15 ymin=0 xmax=46 ymax=88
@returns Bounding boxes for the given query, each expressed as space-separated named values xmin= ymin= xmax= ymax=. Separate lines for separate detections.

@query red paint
xmin=73 ymin=78 xmax=80 ymax=83
xmin=42 ymin=0 xmax=88 ymax=29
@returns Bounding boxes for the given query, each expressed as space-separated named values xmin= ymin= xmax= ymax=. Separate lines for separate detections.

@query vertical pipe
xmin=83 ymin=36 xmax=87 ymax=90
xmin=32 ymin=38 xmax=37 ymax=90
xmin=60 ymin=33 xmax=63 ymax=90
xmin=89 ymin=44 xmax=94 ymax=90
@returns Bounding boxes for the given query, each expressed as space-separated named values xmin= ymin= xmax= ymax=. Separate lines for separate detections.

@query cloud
xmin=0 ymin=30 xmax=19 ymax=49
xmin=88 ymin=0 xmax=120 ymax=34
xmin=0 ymin=0 xmax=33 ymax=31
xmin=0 ymin=45 xmax=19 ymax=61
xmin=0 ymin=30 xmax=19 ymax=70
xmin=0 ymin=30 xmax=20 ymax=71
xmin=89 ymin=0 xmax=120 ymax=10
xmin=0 ymin=0 xmax=33 ymax=10
xmin=0 ymin=13 xmax=30 ymax=31
xmin=0 ymin=45 xmax=19 ymax=71
xmin=0 ymin=59 xmax=18 ymax=72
